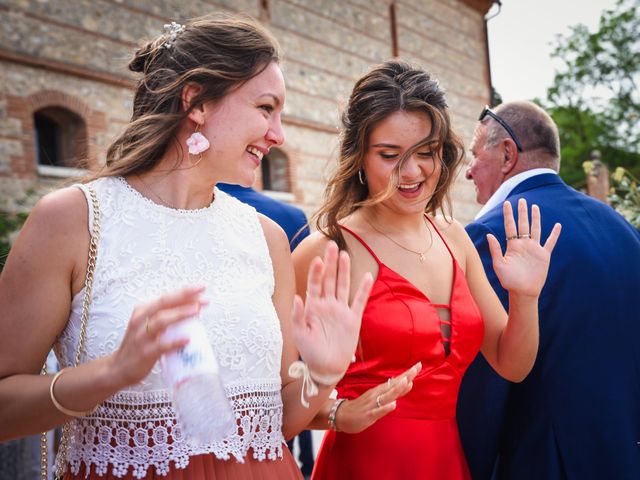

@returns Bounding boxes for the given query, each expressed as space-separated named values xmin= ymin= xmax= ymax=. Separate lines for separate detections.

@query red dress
xmin=312 ymin=219 xmax=484 ymax=480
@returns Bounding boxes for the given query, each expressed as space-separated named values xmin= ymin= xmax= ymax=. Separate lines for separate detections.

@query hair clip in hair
xmin=163 ymin=21 xmax=186 ymax=49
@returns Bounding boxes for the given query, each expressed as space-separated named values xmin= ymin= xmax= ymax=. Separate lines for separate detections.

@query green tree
xmin=544 ymin=0 xmax=640 ymax=188
xmin=609 ymin=166 xmax=640 ymax=227
xmin=491 ymin=86 xmax=503 ymax=107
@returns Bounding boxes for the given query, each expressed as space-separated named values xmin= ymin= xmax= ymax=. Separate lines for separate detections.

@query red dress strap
xmin=423 ymin=215 xmax=455 ymax=309
xmin=339 ymin=224 xmax=383 ymax=266
xmin=424 ymin=214 xmax=456 ymax=260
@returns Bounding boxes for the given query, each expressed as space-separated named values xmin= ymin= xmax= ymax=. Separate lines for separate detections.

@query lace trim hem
xmin=58 ymin=383 xmax=285 ymax=478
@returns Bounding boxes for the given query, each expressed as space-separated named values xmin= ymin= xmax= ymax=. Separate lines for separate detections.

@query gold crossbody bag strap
xmin=40 ymin=185 xmax=101 ymax=480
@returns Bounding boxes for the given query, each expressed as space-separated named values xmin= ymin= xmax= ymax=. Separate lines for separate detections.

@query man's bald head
xmin=484 ymin=101 xmax=561 ymax=172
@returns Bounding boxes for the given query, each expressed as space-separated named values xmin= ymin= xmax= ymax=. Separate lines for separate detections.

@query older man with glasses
xmin=457 ymin=101 xmax=640 ymax=480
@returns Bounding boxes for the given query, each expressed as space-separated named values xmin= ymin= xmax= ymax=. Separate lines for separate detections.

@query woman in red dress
xmin=293 ymin=60 xmax=561 ymax=479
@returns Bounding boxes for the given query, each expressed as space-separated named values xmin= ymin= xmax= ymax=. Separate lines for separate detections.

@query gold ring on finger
xmin=506 ymin=235 xmax=518 ymax=241
xmin=375 ymin=394 xmax=383 ymax=408
xmin=518 ymin=233 xmax=531 ymax=239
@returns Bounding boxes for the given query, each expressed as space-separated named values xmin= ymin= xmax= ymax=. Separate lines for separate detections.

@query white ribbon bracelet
xmin=288 ymin=361 xmax=345 ymax=408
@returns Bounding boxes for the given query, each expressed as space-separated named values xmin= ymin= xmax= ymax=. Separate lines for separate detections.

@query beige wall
xmin=0 ymin=0 xmax=491 ymax=222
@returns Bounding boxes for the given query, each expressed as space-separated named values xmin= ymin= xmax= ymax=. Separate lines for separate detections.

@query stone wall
xmin=0 ymin=0 xmax=492 ymax=221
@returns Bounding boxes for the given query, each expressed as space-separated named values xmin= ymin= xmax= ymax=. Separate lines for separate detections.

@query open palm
xmin=488 ymin=199 xmax=562 ymax=298
xmin=292 ymin=242 xmax=373 ymax=380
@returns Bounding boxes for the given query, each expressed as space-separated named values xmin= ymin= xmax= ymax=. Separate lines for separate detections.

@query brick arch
xmin=7 ymin=90 xmax=107 ymax=176
xmin=255 ymin=145 xmax=303 ymax=197
xmin=278 ymin=144 xmax=307 ymax=205
xmin=27 ymin=90 xmax=92 ymax=118
xmin=259 ymin=146 xmax=290 ymax=193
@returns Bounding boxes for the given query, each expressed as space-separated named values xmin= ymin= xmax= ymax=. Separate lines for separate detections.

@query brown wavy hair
xmin=313 ymin=60 xmax=465 ymax=249
xmin=91 ymin=13 xmax=280 ymax=180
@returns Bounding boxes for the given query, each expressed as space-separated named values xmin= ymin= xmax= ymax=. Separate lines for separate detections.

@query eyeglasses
xmin=478 ymin=106 xmax=524 ymax=152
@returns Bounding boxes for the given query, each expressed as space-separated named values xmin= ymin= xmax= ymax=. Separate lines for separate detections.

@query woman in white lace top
xmin=0 ymin=14 xmax=373 ymax=479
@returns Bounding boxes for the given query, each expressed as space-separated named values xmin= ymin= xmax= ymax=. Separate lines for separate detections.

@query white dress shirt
xmin=474 ymin=168 xmax=558 ymax=220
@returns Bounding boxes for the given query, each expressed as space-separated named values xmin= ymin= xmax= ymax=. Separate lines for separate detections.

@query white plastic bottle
xmin=160 ymin=316 xmax=235 ymax=444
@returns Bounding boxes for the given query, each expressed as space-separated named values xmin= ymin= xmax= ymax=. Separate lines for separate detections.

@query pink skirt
xmin=63 ymin=449 xmax=304 ymax=480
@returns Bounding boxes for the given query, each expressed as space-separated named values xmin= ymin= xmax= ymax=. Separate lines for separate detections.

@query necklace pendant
xmin=419 ymin=253 xmax=426 ymax=262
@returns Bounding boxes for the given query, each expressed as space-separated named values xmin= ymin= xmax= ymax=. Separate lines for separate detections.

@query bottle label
xmin=160 ymin=317 xmax=219 ymax=388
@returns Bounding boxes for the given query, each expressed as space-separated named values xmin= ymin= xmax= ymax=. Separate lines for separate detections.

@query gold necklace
xmin=366 ymin=214 xmax=433 ymax=262
xmin=136 ymin=174 xmax=175 ymax=208
xmin=135 ymin=174 xmax=215 ymax=209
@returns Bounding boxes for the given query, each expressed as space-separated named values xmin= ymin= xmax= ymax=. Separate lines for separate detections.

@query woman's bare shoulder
xmin=292 ymin=230 xmax=331 ymax=264
xmin=257 ymin=213 xmax=288 ymax=242
xmin=430 ymin=214 xmax=467 ymax=240
xmin=17 ymin=186 xmax=90 ymax=251
xmin=429 ymin=213 xmax=475 ymax=265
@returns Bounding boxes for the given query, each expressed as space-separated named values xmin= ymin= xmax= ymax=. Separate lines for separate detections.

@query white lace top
xmin=54 ymin=177 xmax=285 ymax=478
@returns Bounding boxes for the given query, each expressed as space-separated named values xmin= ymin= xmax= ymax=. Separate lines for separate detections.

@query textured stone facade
xmin=0 ymin=0 xmax=492 ymax=221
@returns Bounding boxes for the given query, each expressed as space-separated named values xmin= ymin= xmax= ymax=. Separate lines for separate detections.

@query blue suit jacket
xmin=457 ymin=174 xmax=640 ymax=480
xmin=217 ymin=184 xmax=309 ymax=251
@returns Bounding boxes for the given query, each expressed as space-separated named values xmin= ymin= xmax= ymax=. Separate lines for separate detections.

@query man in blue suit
xmin=457 ymin=101 xmax=640 ymax=480
xmin=217 ymin=183 xmax=313 ymax=478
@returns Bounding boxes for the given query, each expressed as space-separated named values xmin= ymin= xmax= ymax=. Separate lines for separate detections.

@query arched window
xmin=261 ymin=147 xmax=290 ymax=192
xmin=33 ymin=107 xmax=87 ymax=169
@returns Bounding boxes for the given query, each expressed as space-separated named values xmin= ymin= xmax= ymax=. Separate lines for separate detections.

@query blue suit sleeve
xmin=466 ymin=221 xmax=508 ymax=307
xmin=456 ymin=220 xmax=511 ymax=480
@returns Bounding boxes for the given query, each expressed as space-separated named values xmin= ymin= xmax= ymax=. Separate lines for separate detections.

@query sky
xmin=487 ymin=0 xmax=620 ymax=103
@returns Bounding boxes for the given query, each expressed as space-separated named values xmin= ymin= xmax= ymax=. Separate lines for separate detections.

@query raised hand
xmin=487 ymin=199 xmax=561 ymax=297
xmin=292 ymin=241 xmax=374 ymax=380
xmin=334 ymin=362 xmax=422 ymax=433
xmin=107 ymin=285 xmax=208 ymax=388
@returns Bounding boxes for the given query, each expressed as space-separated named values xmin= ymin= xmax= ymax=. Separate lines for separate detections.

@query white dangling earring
xmin=358 ymin=169 xmax=366 ymax=185
xmin=186 ymin=124 xmax=210 ymax=167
